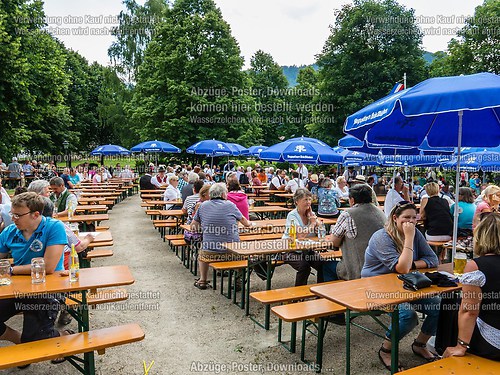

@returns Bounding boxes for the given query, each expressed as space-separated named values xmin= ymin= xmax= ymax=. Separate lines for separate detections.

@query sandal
xmin=378 ymin=345 xmax=404 ymax=372
xmin=193 ymin=280 xmax=211 ymax=290
xmin=51 ymin=329 xmax=75 ymax=364
xmin=412 ymin=340 xmax=440 ymax=362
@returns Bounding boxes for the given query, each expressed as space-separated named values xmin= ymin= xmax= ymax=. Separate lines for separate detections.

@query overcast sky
xmin=42 ymin=0 xmax=484 ymax=68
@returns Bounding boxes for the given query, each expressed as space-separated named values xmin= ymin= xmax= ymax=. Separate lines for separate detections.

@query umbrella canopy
xmin=186 ymin=139 xmax=233 ymax=156
xmin=259 ymin=138 xmax=343 ymax=164
xmin=443 ymin=149 xmax=500 ymax=171
xmin=227 ymin=143 xmax=247 ymax=156
xmin=130 ymin=140 xmax=181 ymax=153
xmin=90 ymin=144 xmax=130 ymax=156
xmin=345 ymin=73 xmax=500 ymax=148
xmin=332 ymin=146 xmax=379 ymax=166
xmin=241 ymin=145 xmax=268 ymax=157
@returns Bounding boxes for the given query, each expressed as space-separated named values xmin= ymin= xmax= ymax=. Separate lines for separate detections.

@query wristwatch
xmin=9 ymin=266 xmax=14 ymax=276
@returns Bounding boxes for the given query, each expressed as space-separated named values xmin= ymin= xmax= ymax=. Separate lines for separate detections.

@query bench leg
xmin=277 ymin=319 xmax=297 ymax=353
xmin=300 ymin=319 xmax=326 ymax=373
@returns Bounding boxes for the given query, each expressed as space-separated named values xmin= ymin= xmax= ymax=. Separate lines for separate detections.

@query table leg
xmin=345 ymin=309 xmax=351 ymax=375
xmin=390 ymin=307 xmax=399 ymax=375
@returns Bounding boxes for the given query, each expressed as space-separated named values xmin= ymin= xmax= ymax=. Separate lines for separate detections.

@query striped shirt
xmin=330 ymin=210 xmax=357 ymax=239
xmin=183 ymin=194 xmax=200 ymax=224
xmin=193 ymin=199 xmax=242 ymax=251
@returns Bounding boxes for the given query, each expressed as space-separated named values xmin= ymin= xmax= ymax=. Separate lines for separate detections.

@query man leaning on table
xmin=0 ymin=192 xmax=68 ymax=350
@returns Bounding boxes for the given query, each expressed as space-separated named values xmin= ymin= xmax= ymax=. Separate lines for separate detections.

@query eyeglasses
xmin=9 ymin=211 xmax=33 ymax=219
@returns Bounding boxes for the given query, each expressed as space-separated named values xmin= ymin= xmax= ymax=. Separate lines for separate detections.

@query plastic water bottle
xmin=317 ymin=220 xmax=326 ymax=241
xmin=69 ymin=244 xmax=79 ymax=283
xmin=289 ymin=219 xmax=297 ymax=249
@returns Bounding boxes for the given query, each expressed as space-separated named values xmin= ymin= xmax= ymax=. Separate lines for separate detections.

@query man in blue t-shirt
xmin=0 ymin=192 xmax=66 ymax=345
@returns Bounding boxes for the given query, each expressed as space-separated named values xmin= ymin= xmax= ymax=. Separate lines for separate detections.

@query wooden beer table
xmin=311 ymin=273 xmax=461 ymax=375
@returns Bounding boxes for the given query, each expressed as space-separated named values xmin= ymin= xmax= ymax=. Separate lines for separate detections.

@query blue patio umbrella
xmin=241 ymin=145 xmax=268 ymax=157
xmin=344 ymin=73 xmax=500 ymax=148
xmin=90 ymin=144 xmax=130 ymax=166
xmin=90 ymin=144 xmax=130 ymax=156
xmin=130 ymin=140 xmax=181 ymax=153
xmin=332 ymin=146 xmax=379 ymax=166
xmin=259 ymin=138 xmax=343 ymax=164
xmin=186 ymin=139 xmax=233 ymax=156
xmin=344 ymin=72 xmax=500 ymax=277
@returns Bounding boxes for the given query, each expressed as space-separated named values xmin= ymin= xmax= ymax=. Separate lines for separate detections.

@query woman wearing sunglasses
xmin=361 ymin=201 xmax=440 ymax=371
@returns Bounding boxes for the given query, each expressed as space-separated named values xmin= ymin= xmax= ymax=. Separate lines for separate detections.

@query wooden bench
xmin=153 ymin=219 xmax=178 ymax=238
xmin=271 ymin=298 xmax=346 ymax=372
xmin=250 ymin=280 xmax=341 ymax=330
xmin=264 ymin=201 xmax=288 ymax=206
xmin=398 ymin=354 xmax=497 ymax=374
xmin=210 ymin=260 xmax=248 ymax=300
xmin=0 ymin=323 xmax=145 ymax=372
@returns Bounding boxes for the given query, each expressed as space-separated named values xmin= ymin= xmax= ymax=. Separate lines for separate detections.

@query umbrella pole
xmin=451 ymin=111 xmax=463 ymax=266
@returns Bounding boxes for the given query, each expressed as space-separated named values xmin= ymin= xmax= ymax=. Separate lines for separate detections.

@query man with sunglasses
xmin=0 ymin=192 xmax=67 ymax=348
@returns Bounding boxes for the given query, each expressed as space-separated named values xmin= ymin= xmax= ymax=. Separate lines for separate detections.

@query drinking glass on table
xmin=0 ymin=259 xmax=11 ymax=286
xmin=31 ymin=257 xmax=46 ymax=284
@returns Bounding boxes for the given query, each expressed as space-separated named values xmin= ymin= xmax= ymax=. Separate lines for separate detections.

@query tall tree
xmin=311 ymin=0 xmax=427 ymax=145
xmin=108 ymin=0 xmax=169 ymax=82
xmin=247 ymin=50 xmax=290 ymax=144
xmin=430 ymin=0 xmax=500 ymax=76
xmin=129 ymin=0 xmax=259 ymax=149
xmin=0 ymin=0 xmax=43 ymax=157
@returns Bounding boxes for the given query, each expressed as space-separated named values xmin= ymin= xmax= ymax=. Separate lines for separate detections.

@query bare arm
xmin=11 ymin=244 xmax=64 ymax=275
xmin=444 ymin=261 xmax=481 ymax=357
xmin=419 ymin=197 xmax=428 ymax=221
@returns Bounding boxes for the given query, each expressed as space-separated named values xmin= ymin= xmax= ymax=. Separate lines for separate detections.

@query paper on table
xmin=79 ymin=232 xmax=100 ymax=238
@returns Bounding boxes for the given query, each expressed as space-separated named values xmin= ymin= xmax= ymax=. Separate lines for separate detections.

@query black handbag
xmin=397 ymin=271 xmax=432 ymax=291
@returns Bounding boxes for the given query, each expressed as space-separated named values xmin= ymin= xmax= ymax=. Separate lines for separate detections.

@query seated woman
xmin=282 ymin=188 xmax=323 ymax=286
xmin=317 ymin=178 xmax=340 ymax=218
xmin=334 ymin=176 xmax=349 ymax=200
xmin=191 ymin=183 xmax=253 ymax=290
xmin=450 ymin=187 xmax=475 ymax=237
xmin=472 ymin=184 xmax=500 ymax=229
xmin=444 ymin=213 xmax=500 ymax=360
xmin=226 ymin=180 xmax=249 ymax=220
xmin=361 ymin=201 xmax=440 ymax=371
xmin=420 ymin=182 xmax=453 ymax=242
xmin=250 ymin=170 xmax=262 ymax=186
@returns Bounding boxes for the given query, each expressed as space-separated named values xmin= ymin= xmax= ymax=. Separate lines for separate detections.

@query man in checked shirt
xmin=323 ymin=184 xmax=386 ymax=281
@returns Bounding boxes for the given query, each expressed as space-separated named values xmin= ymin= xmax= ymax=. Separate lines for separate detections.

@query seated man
xmin=270 ymin=169 xmax=287 ymax=191
xmin=285 ymin=171 xmax=305 ymax=194
xmin=49 ymin=177 xmax=78 ymax=217
xmin=151 ymin=166 xmax=168 ymax=189
xmin=384 ymin=176 xmax=410 ymax=218
xmin=324 ymin=184 xmax=386 ymax=281
xmin=0 ymin=192 xmax=68 ymax=347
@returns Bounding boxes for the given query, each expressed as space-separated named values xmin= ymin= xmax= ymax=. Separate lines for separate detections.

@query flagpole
xmin=404 ymin=73 xmax=407 ymax=89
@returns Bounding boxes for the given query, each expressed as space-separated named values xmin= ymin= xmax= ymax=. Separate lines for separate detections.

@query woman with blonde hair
xmin=444 ymin=213 xmax=500 ymax=360
xmin=472 ymin=184 xmax=500 ymax=229
xmin=362 ymin=201 xmax=440 ymax=370
xmin=334 ymin=176 xmax=349 ymax=199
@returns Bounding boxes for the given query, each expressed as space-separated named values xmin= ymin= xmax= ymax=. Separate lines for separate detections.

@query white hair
xmin=187 ymin=172 xmax=199 ymax=183
xmin=209 ymin=183 xmax=227 ymax=199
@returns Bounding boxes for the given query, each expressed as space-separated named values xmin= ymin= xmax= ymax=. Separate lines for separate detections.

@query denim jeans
xmin=323 ymin=260 xmax=339 ymax=281
xmin=386 ymin=296 xmax=441 ymax=340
